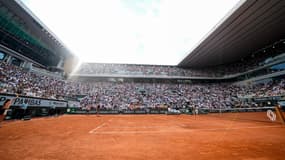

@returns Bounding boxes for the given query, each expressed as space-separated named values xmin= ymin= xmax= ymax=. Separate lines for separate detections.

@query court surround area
xmin=0 ymin=113 xmax=285 ymax=160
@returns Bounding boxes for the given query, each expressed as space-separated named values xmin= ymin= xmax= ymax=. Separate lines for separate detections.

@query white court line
xmin=90 ymin=125 xmax=284 ymax=134
xmin=89 ymin=123 xmax=107 ymax=133
xmin=88 ymin=118 xmax=113 ymax=134
xmin=101 ymin=125 xmax=176 ymax=129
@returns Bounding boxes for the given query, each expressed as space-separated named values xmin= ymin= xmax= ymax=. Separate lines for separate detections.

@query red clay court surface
xmin=0 ymin=112 xmax=285 ymax=160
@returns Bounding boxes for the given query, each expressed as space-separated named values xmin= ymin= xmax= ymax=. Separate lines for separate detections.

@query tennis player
xmin=0 ymin=99 xmax=12 ymax=127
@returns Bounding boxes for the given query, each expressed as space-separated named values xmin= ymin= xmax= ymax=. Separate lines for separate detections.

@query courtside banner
xmin=67 ymin=101 xmax=80 ymax=108
xmin=0 ymin=94 xmax=67 ymax=108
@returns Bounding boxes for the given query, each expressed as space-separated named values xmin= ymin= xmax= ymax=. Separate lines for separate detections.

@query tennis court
xmin=0 ymin=113 xmax=285 ymax=160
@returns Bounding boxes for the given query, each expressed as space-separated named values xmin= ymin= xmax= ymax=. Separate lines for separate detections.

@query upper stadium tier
xmin=74 ymin=39 xmax=285 ymax=80
xmin=0 ymin=0 xmax=77 ymax=72
xmin=179 ymin=0 xmax=285 ymax=67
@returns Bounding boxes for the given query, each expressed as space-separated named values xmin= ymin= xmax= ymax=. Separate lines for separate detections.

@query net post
xmin=275 ymin=105 xmax=285 ymax=125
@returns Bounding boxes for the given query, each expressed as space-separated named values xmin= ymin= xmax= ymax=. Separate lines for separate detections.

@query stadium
xmin=0 ymin=0 xmax=285 ymax=159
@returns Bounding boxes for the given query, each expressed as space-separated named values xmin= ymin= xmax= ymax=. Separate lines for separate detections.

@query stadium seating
xmin=1 ymin=61 xmax=285 ymax=112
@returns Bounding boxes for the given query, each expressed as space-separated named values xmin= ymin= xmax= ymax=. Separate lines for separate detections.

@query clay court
xmin=0 ymin=112 xmax=285 ymax=160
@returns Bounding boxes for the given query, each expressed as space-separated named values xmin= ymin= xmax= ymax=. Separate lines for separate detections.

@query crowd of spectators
xmin=0 ymin=61 xmax=65 ymax=100
xmin=76 ymin=63 xmax=216 ymax=77
xmin=77 ymin=79 xmax=285 ymax=111
xmin=1 ymin=61 xmax=285 ymax=111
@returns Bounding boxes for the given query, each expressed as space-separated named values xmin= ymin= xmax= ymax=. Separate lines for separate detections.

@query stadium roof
xmin=179 ymin=0 xmax=285 ymax=68
xmin=14 ymin=0 xmax=68 ymax=52
xmin=0 ymin=0 xmax=74 ymax=66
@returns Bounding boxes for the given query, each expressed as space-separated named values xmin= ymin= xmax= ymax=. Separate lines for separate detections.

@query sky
xmin=21 ymin=0 xmax=240 ymax=65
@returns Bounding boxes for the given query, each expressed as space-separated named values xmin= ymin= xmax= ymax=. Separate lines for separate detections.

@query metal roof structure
xmin=179 ymin=0 xmax=285 ymax=68
xmin=0 ymin=0 xmax=74 ymax=66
